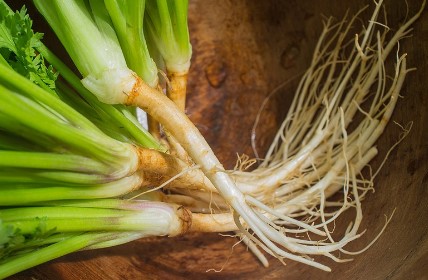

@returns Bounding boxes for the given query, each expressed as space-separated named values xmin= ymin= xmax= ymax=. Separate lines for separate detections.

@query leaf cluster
xmin=0 ymin=2 xmax=57 ymax=89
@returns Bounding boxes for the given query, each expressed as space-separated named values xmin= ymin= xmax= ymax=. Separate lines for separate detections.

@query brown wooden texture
xmin=8 ymin=0 xmax=428 ymax=279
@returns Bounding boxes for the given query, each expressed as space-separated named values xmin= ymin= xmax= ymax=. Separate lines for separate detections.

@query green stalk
xmin=0 ymin=169 xmax=115 ymax=185
xmin=145 ymin=0 xmax=191 ymax=74
xmin=0 ymin=80 xmax=141 ymax=178
xmin=0 ymin=87 xmax=127 ymax=165
xmin=37 ymin=44 xmax=164 ymax=151
xmin=144 ymin=0 xmax=191 ymax=111
xmin=37 ymin=198 xmax=166 ymax=211
xmin=0 ymin=151 xmax=108 ymax=173
xmin=2 ymin=217 xmax=149 ymax=234
xmin=1 ymin=202 xmax=185 ymax=235
xmin=33 ymin=0 xmax=134 ymax=105
xmin=34 ymin=199 xmax=134 ymax=209
xmin=0 ymin=207 xmax=135 ymax=222
xmin=32 ymin=0 xmax=126 ymax=78
xmin=55 ymin=81 xmax=105 ymax=124
xmin=0 ymin=175 xmax=143 ymax=205
xmin=0 ymin=113 xmax=59 ymax=151
xmin=0 ymin=133 xmax=42 ymax=151
xmin=0 ymin=232 xmax=115 ymax=279
xmin=0 ymin=170 xmax=49 ymax=184
xmin=83 ymin=232 xmax=147 ymax=250
xmin=0 ymin=63 xmax=96 ymax=132
xmin=55 ymin=81 xmax=135 ymax=143
xmin=104 ymin=0 xmax=159 ymax=87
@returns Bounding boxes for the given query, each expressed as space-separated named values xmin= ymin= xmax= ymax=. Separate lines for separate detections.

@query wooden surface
xmin=9 ymin=0 xmax=428 ymax=279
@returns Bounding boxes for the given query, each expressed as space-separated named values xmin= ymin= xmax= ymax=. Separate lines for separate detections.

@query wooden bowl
xmin=10 ymin=0 xmax=428 ymax=279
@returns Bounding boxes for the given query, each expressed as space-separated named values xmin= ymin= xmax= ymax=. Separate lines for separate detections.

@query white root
xmin=160 ymin=0 xmax=423 ymax=270
xmin=125 ymin=0 xmax=422 ymax=271
xmin=220 ymin=0 xmax=423 ymax=269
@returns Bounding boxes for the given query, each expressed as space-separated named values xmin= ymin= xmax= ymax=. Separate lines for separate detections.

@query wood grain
xmin=8 ymin=0 xmax=428 ymax=279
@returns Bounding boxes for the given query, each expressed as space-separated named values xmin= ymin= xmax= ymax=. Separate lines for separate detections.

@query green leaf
xmin=0 ymin=1 xmax=58 ymax=90
xmin=0 ymin=217 xmax=57 ymax=262
xmin=0 ymin=24 xmax=15 ymax=52
xmin=0 ymin=220 xmax=14 ymax=248
xmin=0 ymin=220 xmax=25 ymax=261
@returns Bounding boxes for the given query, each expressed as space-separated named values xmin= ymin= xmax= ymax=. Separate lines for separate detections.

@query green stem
xmin=0 ymin=151 xmax=108 ymax=173
xmin=0 ymin=169 xmax=115 ymax=185
xmin=0 ymin=63 xmax=96 ymax=132
xmin=55 ymin=81 xmax=105 ymax=123
xmin=37 ymin=44 xmax=164 ymax=152
xmin=0 ymin=133 xmax=42 ymax=151
xmin=38 ymin=197 xmax=165 ymax=210
xmin=2 ymin=204 xmax=176 ymax=234
xmin=0 ymin=113 xmax=59 ymax=151
xmin=0 ymin=207 xmax=135 ymax=222
xmin=145 ymin=0 xmax=191 ymax=73
xmin=0 ymin=84 xmax=129 ymax=165
xmin=35 ymin=199 xmax=139 ymax=210
xmin=0 ymin=232 xmax=114 ymax=279
xmin=0 ymin=175 xmax=143 ymax=205
xmin=104 ymin=0 xmax=159 ymax=87
xmin=83 ymin=232 xmax=146 ymax=250
xmin=3 ymin=216 xmax=150 ymax=234
xmin=56 ymin=81 xmax=134 ymax=143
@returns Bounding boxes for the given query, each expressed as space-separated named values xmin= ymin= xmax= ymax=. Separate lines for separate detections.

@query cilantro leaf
xmin=0 ymin=217 xmax=57 ymax=262
xmin=0 ymin=1 xmax=58 ymax=89
xmin=0 ymin=220 xmax=14 ymax=248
